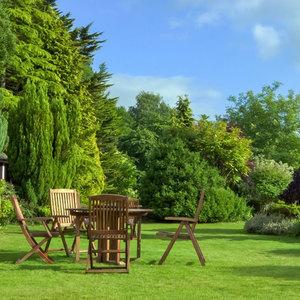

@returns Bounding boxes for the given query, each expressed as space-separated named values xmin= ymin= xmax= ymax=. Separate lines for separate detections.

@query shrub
xmin=243 ymin=156 xmax=293 ymax=209
xmin=201 ymin=187 xmax=251 ymax=223
xmin=244 ymin=213 xmax=296 ymax=235
xmin=140 ymin=138 xmax=251 ymax=222
xmin=0 ymin=180 xmax=15 ymax=225
xmin=291 ymin=220 xmax=300 ymax=236
xmin=266 ymin=200 xmax=300 ymax=218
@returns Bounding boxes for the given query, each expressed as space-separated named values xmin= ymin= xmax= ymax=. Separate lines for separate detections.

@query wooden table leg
xmin=74 ymin=216 xmax=82 ymax=262
xmin=137 ymin=217 xmax=142 ymax=258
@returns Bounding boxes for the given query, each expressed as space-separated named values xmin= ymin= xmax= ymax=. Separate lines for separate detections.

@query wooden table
xmin=67 ymin=207 xmax=153 ymax=262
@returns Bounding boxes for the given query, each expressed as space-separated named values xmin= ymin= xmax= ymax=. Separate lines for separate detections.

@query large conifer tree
xmin=4 ymin=0 xmax=105 ymax=204
xmin=9 ymin=81 xmax=53 ymax=205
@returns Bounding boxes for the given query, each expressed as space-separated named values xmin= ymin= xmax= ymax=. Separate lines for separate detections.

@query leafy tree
xmin=128 ymin=91 xmax=173 ymax=133
xmin=226 ymin=82 xmax=300 ymax=168
xmin=120 ymin=91 xmax=173 ymax=174
xmin=119 ymin=127 xmax=157 ymax=171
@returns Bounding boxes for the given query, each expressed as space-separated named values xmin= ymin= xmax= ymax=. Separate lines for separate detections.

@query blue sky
xmin=57 ymin=0 xmax=300 ymax=118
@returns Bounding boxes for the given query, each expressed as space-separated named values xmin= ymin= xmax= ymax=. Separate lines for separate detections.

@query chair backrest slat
xmin=89 ymin=194 xmax=129 ymax=235
xmin=49 ymin=189 xmax=80 ymax=227
xmin=193 ymin=190 xmax=205 ymax=222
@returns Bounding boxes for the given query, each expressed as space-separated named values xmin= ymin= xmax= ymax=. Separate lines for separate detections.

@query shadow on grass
xmin=0 ymin=249 xmax=75 ymax=265
xmin=231 ymin=265 xmax=300 ymax=281
xmin=269 ymin=248 xmax=300 ymax=257
xmin=148 ymin=227 xmax=298 ymax=244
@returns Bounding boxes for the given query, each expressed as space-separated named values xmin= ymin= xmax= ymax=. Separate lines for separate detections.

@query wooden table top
xmin=66 ymin=207 xmax=153 ymax=216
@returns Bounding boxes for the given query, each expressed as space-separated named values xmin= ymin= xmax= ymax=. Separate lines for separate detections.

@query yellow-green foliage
xmin=4 ymin=0 xmax=104 ymax=206
xmin=194 ymin=117 xmax=252 ymax=184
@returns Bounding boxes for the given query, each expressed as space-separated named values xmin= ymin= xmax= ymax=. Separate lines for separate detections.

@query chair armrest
xmin=25 ymin=217 xmax=54 ymax=222
xmin=50 ymin=214 xmax=69 ymax=218
xmin=165 ymin=216 xmax=197 ymax=223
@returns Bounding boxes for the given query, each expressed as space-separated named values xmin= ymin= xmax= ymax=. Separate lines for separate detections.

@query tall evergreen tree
xmin=8 ymin=81 xmax=53 ymax=205
xmin=4 ymin=0 xmax=105 ymax=203
xmin=174 ymin=95 xmax=194 ymax=127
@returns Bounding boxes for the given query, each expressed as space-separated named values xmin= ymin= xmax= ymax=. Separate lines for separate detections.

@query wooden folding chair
xmin=46 ymin=189 xmax=80 ymax=253
xmin=158 ymin=190 xmax=206 ymax=266
xmin=86 ymin=194 xmax=130 ymax=273
xmin=11 ymin=195 xmax=69 ymax=264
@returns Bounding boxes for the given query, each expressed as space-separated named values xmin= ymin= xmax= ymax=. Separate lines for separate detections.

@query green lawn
xmin=0 ymin=222 xmax=299 ymax=299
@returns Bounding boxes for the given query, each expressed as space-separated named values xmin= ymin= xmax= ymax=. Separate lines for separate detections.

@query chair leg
xmin=126 ymin=238 xmax=130 ymax=272
xmin=137 ymin=218 xmax=141 ymax=258
xmin=16 ymin=238 xmax=54 ymax=264
xmin=158 ymin=222 xmax=183 ymax=265
xmin=86 ymin=240 xmax=93 ymax=271
xmin=44 ymin=237 xmax=52 ymax=253
xmin=185 ymin=223 xmax=205 ymax=266
xmin=56 ymin=223 xmax=69 ymax=256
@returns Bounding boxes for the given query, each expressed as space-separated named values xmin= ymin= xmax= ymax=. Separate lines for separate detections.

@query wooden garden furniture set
xmin=10 ymin=189 xmax=206 ymax=272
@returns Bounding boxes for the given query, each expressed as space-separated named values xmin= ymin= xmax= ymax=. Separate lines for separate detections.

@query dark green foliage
xmin=226 ymin=82 xmax=300 ymax=168
xmin=120 ymin=92 xmax=173 ymax=175
xmin=71 ymin=24 xmax=104 ymax=59
xmin=282 ymin=169 xmax=300 ymax=204
xmin=266 ymin=201 xmax=300 ymax=218
xmin=0 ymin=0 xmax=16 ymax=86
xmin=120 ymin=127 xmax=157 ymax=171
xmin=8 ymin=81 xmax=53 ymax=205
xmin=102 ymin=150 xmax=137 ymax=196
xmin=140 ymin=138 xmax=250 ymax=222
xmin=82 ymin=62 xmax=137 ymax=196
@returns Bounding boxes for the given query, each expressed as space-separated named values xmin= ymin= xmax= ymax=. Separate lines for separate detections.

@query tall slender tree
xmin=8 ymin=81 xmax=53 ymax=205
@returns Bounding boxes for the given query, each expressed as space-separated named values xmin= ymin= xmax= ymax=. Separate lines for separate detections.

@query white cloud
xmin=110 ymin=73 xmax=224 ymax=118
xmin=169 ymin=19 xmax=184 ymax=29
xmin=173 ymin=0 xmax=300 ymax=62
xmin=196 ymin=11 xmax=219 ymax=27
xmin=253 ymin=24 xmax=282 ymax=59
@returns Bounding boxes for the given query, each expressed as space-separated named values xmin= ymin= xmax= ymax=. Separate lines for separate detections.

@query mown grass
xmin=0 ymin=222 xmax=299 ymax=299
